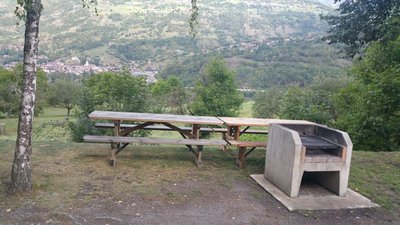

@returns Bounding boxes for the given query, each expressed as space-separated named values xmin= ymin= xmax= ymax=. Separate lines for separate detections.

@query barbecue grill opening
xmin=299 ymin=171 xmax=342 ymax=196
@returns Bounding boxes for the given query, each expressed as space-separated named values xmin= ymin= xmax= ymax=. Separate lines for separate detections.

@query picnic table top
xmin=89 ymin=111 xmax=225 ymax=126
xmin=218 ymin=117 xmax=314 ymax=127
xmin=89 ymin=111 xmax=314 ymax=127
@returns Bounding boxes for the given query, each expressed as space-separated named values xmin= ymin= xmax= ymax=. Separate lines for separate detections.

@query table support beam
xmin=161 ymin=122 xmax=193 ymax=138
xmin=120 ymin=122 xmax=155 ymax=136
xmin=240 ymin=126 xmax=250 ymax=136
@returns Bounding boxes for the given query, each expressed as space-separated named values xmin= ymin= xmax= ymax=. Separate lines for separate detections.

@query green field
xmin=0 ymin=107 xmax=71 ymax=140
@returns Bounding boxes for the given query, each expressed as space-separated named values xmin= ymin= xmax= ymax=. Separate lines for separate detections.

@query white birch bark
xmin=10 ymin=0 xmax=42 ymax=192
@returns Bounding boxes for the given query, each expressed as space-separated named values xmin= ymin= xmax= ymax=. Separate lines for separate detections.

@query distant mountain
xmin=0 ymin=0 xmax=332 ymax=63
xmin=0 ymin=0 xmax=349 ymax=88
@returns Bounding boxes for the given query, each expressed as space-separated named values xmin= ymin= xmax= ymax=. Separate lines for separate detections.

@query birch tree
xmin=10 ymin=0 xmax=42 ymax=193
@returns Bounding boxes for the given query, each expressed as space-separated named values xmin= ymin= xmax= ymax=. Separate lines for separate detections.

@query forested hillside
xmin=0 ymin=0 xmax=349 ymax=88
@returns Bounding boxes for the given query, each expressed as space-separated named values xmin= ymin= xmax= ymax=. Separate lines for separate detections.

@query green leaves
xmin=253 ymin=77 xmax=351 ymax=126
xmin=48 ymin=79 xmax=82 ymax=116
xmin=0 ymin=64 xmax=47 ymax=117
xmin=335 ymin=38 xmax=400 ymax=151
xmin=69 ymin=71 xmax=152 ymax=141
xmin=191 ymin=58 xmax=244 ymax=117
xmin=83 ymin=71 xmax=151 ymax=113
xmin=252 ymin=86 xmax=286 ymax=118
xmin=151 ymin=76 xmax=188 ymax=114
xmin=322 ymin=0 xmax=400 ymax=57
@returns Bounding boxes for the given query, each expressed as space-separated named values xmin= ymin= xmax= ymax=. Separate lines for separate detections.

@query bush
xmin=33 ymin=120 xmax=72 ymax=142
xmin=69 ymin=71 xmax=152 ymax=142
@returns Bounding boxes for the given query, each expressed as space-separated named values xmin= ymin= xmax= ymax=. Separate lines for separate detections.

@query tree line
xmin=253 ymin=0 xmax=400 ymax=151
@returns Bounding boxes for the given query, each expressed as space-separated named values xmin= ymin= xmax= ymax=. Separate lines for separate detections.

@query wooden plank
xmin=219 ymin=116 xmax=314 ymax=126
xmin=83 ymin=135 xmax=227 ymax=146
xmin=219 ymin=117 xmax=269 ymax=126
xmin=95 ymin=123 xmax=268 ymax=134
xmin=228 ymin=141 xmax=266 ymax=148
xmin=89 ymin=111 xmax=224 ymax=125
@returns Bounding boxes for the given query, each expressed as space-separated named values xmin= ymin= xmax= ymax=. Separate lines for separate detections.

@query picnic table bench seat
xmin=83 ymin=135 xmax=266 ymax=168
xmin=83 ymin=135 xmax=227 ymax=146
xmin=83 ymin=135 xmax=227 ymax=166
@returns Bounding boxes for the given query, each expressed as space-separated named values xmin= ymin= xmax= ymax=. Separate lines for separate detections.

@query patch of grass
xmin=41 ymin=107 xmax=69 ymax=117
xmin=239 ymin=100 xmax=254 ymax=117
xmin=349 ymin=151 xmax=400 ymax=214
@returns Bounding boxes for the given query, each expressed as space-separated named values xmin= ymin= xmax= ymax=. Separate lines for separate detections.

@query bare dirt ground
xmin=0 ymin=142 xmax=399 ymax=225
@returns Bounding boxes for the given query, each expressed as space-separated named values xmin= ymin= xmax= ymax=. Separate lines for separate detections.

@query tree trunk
xmin=10 ymin=0 xmax=42 ymax=193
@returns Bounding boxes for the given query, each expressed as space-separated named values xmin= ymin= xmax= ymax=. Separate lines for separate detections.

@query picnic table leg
xmin=221 ymin=133 xmax=227 ymax=152
xmin=236 ymin=146 xmax=246 ymax=169
xmin=110 ymin=146 xmax=117 ymax=167
xmin=232 ymin=126 xmax=245 ymax=168
xmin=226 ymin=126 xmax=233 ymax=140
xmin=111 ymin=121 xmax=121 ymax=148
xmin=233 ymin=126 xmax=240 ymax=140
xmin=196 ymin=145 xmax=203 ymax=167
xmin=110 ymin=120 xmax=120 ymax=167
xmin=192 ymin=124 xmax=203 ymax=167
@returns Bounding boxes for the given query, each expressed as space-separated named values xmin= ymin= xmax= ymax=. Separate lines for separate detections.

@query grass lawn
xmin=0 ymin=141 xmax=265 ymax=210
xmin=0 ymin=140 xmax=399 ymax=222
xmin=0 ymin=105 xmax=399 ymax=223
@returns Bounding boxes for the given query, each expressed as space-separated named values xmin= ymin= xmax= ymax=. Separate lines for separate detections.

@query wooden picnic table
xmin=88 ymin=111 xmax=225 ymax=166
xmin=85 ymin=111 xmax=313 ymax=168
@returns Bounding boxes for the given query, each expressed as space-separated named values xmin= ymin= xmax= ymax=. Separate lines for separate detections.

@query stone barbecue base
xmin=251 ymin=174 xmax=379 ymax=211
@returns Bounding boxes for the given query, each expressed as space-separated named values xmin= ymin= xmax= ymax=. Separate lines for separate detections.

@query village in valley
xmin=0 ymin=44 xmax=159 ymax=83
